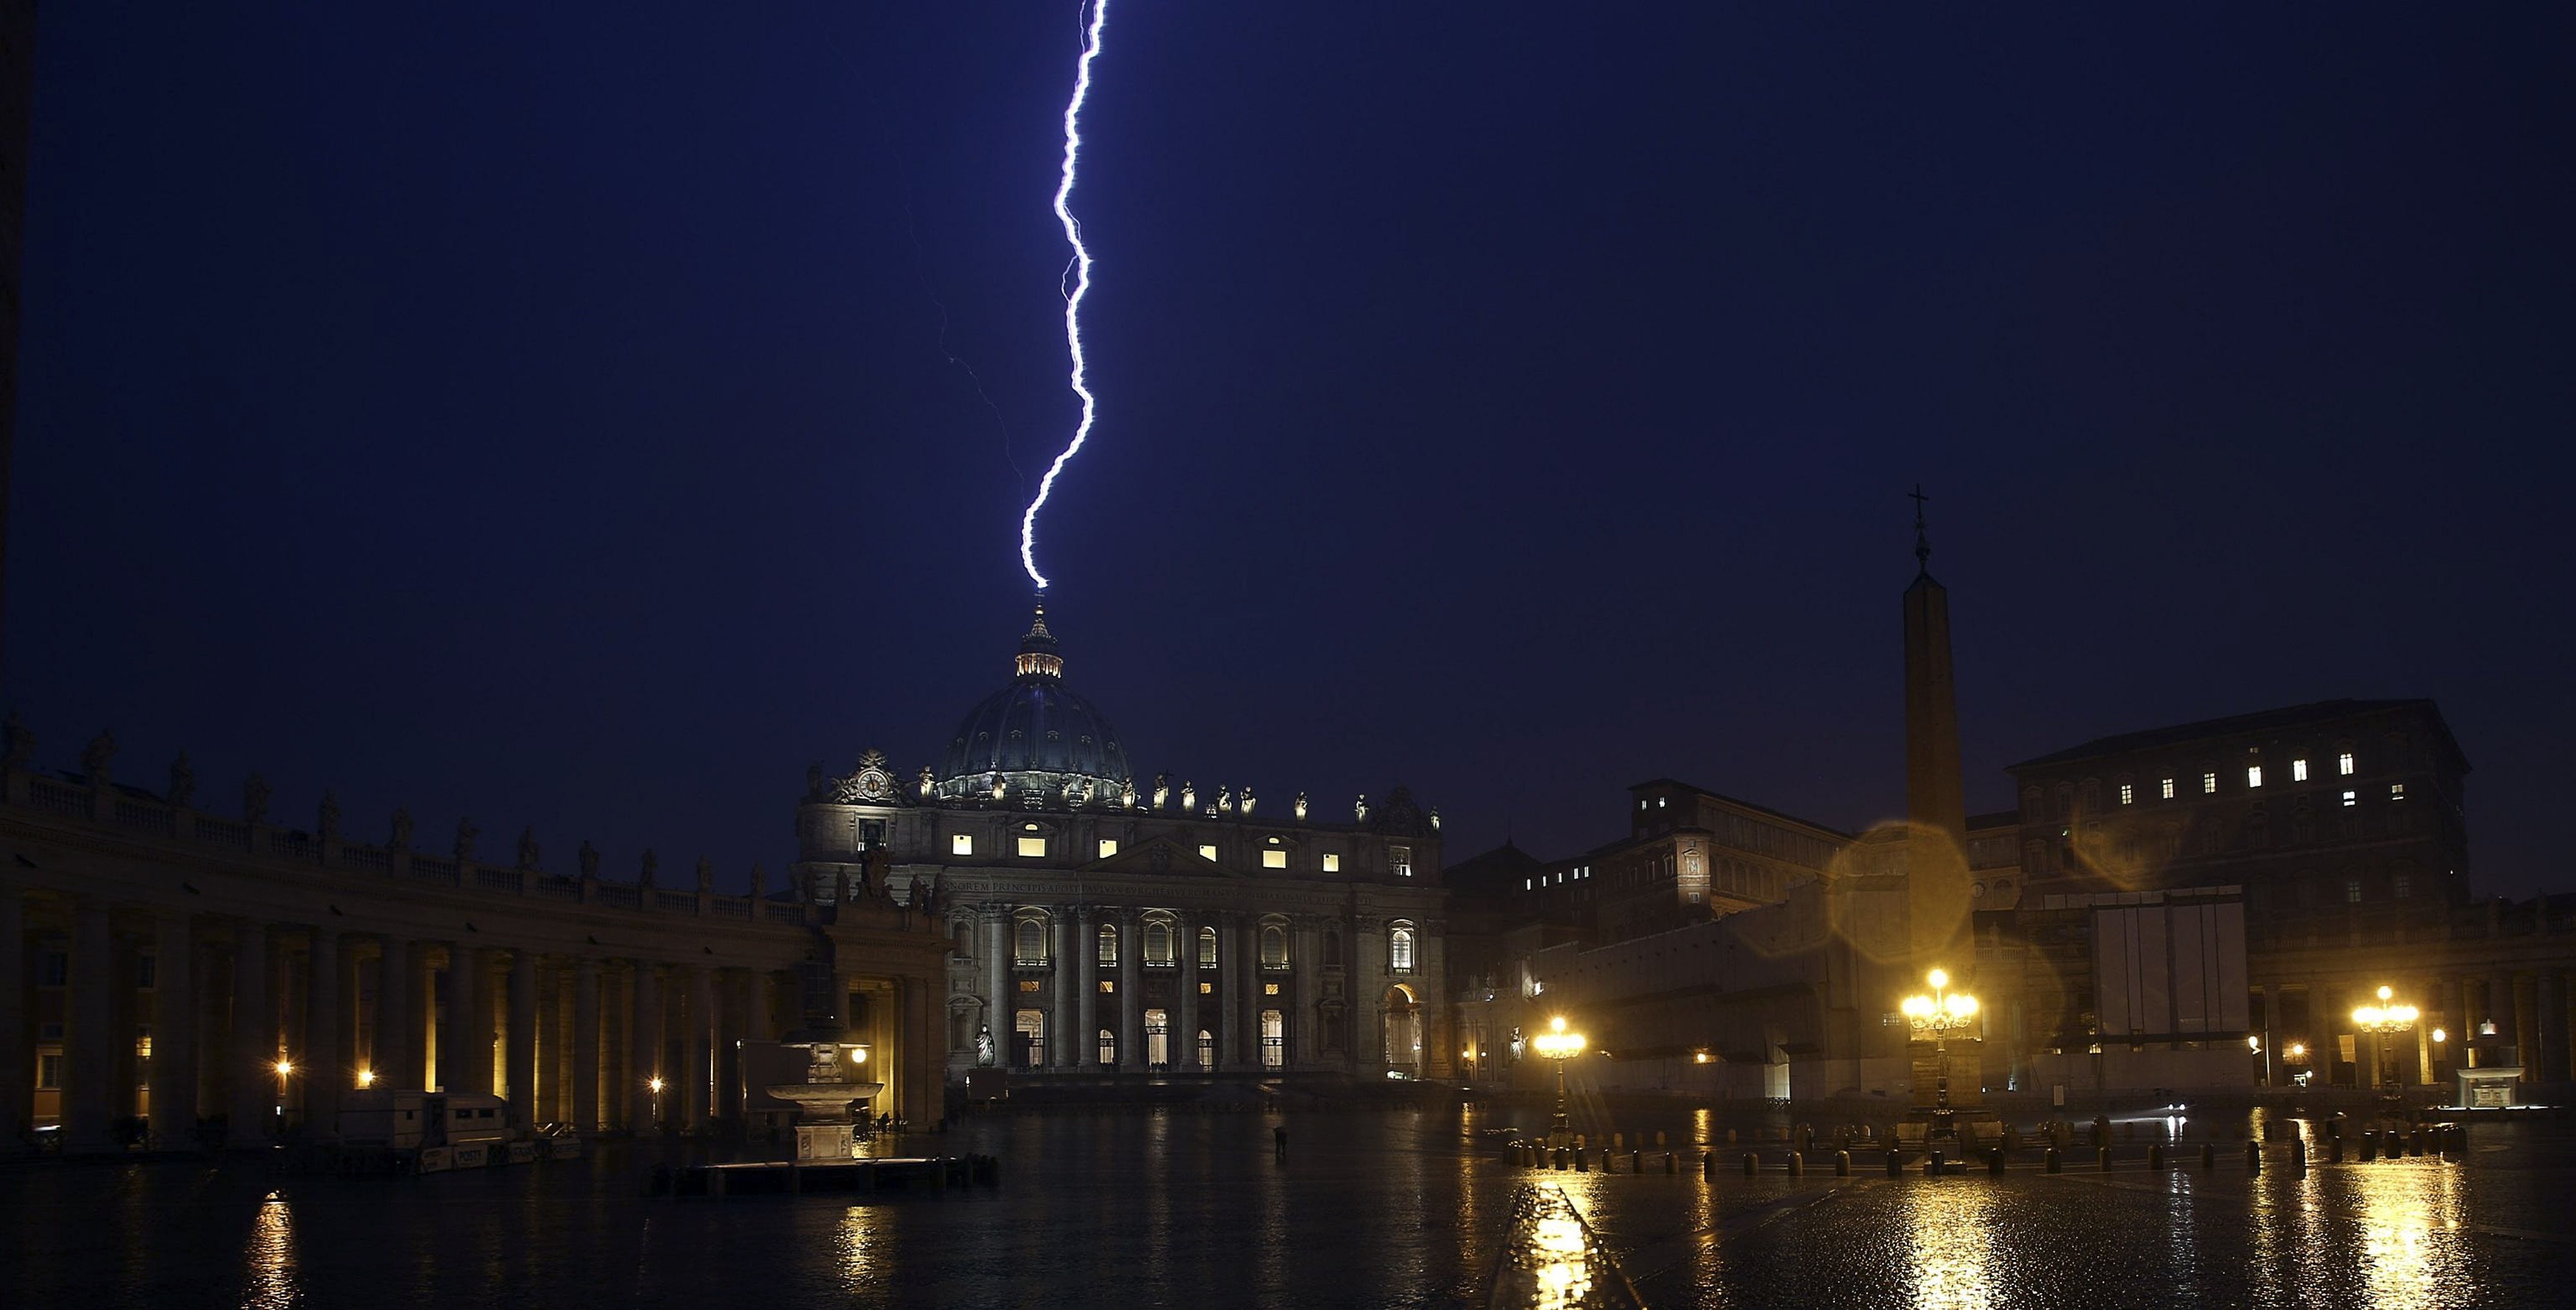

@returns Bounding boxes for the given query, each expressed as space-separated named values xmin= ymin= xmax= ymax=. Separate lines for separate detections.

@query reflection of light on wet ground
xmin=2353 ymin=1161 xmax=2472 ymax=1309
xmin=243 ymin=1193 xmax=297 ymax=1310
xmin=837 ymin=1205 xmax=879 ymax=1292
xmin=1903 ymin=1180 xmax=1994 ymax=1309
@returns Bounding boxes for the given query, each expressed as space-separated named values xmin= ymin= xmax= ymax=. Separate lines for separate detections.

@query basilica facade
xmin=793 ymin=606 xmax=1451 ymax=1083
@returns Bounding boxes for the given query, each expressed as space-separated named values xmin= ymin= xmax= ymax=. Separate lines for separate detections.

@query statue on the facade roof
xmin=81 ymin=729 xmax=116 ymax=787
xmin=639 ymin=848 xmax=658 ymax=888
xmin=1294 ymin=792 xmax=1308 ymax=821
xmin=244 ymin=774 xmax=272 ymax=825
xmin=517 ymin=826 xmax=540 ymax=870
xmin=696 ymin=856 xmax=714 ymax=894
xmin=1216 ymin=786 xmax=1231 ymax=814
xmin=1119 ymin=778 xmax=1136 ymax=809
xmin=990 ymin=774 xmax=1006 ymax=802
xmin=391 ymin=807 xmax=414 ymax=851
xmin=976 ymin=1025 xmax=997 ymax=1068
xmin=453 ymin=815 xmax=478 ymax=860
xmin=1355 ymin=794 xmax=1369 ymax=824
xmin=1181 ymin=781 xmax=1196 ymax=812
xmin=1241 ymin=787 xmax=1257 ymax=818
xmin=578 ymin=838 xmax=599 ymax=878
xmin=1065 ymin=777 xmax=1091 ymax=807
xmin=1430 ymin=807 xmax=1441 ymax=832
xmin=167 ymin=751 xmax=197 ymax=808
xmin=1152 ymin=773 xmax=1169 ymax=810
xmin=1 ymin=711 xmax=30 ymax=768
xmin=749 ymin=862 xmax=766 ymax=899
xmin=318 ymin=790 xmax=342 ymax=840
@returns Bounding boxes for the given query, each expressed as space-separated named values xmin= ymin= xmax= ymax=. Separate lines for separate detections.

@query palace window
xmin=2201 ymin=772 xmax=2218 ymax=795
xmin=36 ymin=1054 xmax=61 ymax=1090
xmin=138 ymin=954 xmax=157 ymax=990
xmin=1261 ymin=924 xmax=1289 ymax=969
xmin=952 ymin=834 xmax=974 ymax=857
xmin=1014 ymin=918 xmax=1048 ymax=966
xmin=1197 ymin=844 xmax=1218 ymax=862
xmin=2247 ymin=766 xmax=2264 ymax=789
xmin=1145 ymin=1009 xmax=1170 ymax=1067
xmin=1197 ymin=1030 xmax=1214 ymax=1069
xmin=2156 ymin=777 xmax=2173 ymax=800
xmin=38 ymin=950 xmax=67 ymax=988
xmin=2119 ymin=782 xmax=2134 ymax=806
xmin=1262 ymin=849 xmax=1288 ymax=869
xmin=1392 ymin=846 xmax=1413 ymax=877
xmin=2293 ymin=759 xmax=2310 ymax=782
xmin=1323 ymin=853 xmax=1342 ymax=872
xmin=2393 ymin=875 xmax=2413 ymax=900
xmin=1097 ymin=924 xmax=1118 ymax=967
xmin=2346 ymin=879 xmax=2363 ymax=904
xmin=2390 ymin=783 xmax=2406 ymax=801
xmin=2339 ymin=751 xmax=2355 ymax=776
xmin=1261 ymin=1010 xmax=1285 ymax=1068
xmin=1324 ymin=928 xmax=1343 ymax=968
xmin=1097 ymin=838 xmax=1119 ymax=859
xmin=1264 ymin=982 xmax=1281 ymax=996
xmin=1390 ymin=923 xmax=1418 ymax=974
xmin=1144 ymin=920 xmax=1175 ymax=967
xmin=2342 ymin=790 xmax=2357 ymax=807
xmin=1014 ymin=1010 xmax=1046 ymax=1069
xmin=1198 ymin=927 xmax=1218 ymax=970
xmin=1097 ymin=1028 xmax=1117 ymax=1066
xmin=1016 ymin=835 xmax=1047 ymax=858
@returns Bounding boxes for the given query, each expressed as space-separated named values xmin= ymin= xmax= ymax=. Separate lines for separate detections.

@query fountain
xmin=766 ymin=1040 xmax=884 ymax=1161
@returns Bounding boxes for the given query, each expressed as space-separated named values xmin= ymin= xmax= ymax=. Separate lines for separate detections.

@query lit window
xmin=2346 ymin=879 xmax=2363 ymax=903
xmin=1198 ymin=982 xmax=1213 ymax=995
xmin=1262 ymin=849 xmax=1287 ymax=869
xmin=1017 ymin=980 xmax=1041 ymax=993
xmin=952 ymin=835 xmax=974 ymax=857
xmin=2118 ymin=783 xmax=2134 ymax=806
xmin=1260 ymin=924 xmax=1288 ymax=969
xmin=1097 ymin=924 xmax=1118 ymax=967
xmin=1144 ymin=921 xmax=1173 ymax=966
xmin=2160 ymin=778 xmax=2176 ymax=800
xmin=2201 ymin=772 xmax=2218 ymax=795
xmin=1197 ymin=845 xmax=1218 ymax=861
xmin=2389 ymin=783 xmax=2406 ymax=801
xmin=1263 ymin=982 xmax=1280 ymax=996
xmin=2246 ymin=766 xmax=2263 ymax=789
xmin=1638 ymin=799 xmax=1648 ymax=811
xmin=1524 ymin=879 xmax=1532 ymax=891
xmin=1097 ymin=980 xmax=1116 ymax=994
xmin=2393 ymin=875 xmax=2412 ymax=900
xmin=1016 ymin=835 xmax=1047 ymax=858
xmin=2338 ymin=752 xmax=2355 ymax=776
xmin=1097 ymin=838 xmax=1119 ymax=859
xmin=1392 ymin=846 xmax=1412 ymax=877
xmin=2293 ymin=759 xmax=2309 ymax=782
xmin=1198 ymin=927 xmax=1217 ymax=969
xmin=1323 ymin=853 xmax=1341 ymax=872
xmin=36 ymin=1054 xmax=61 ymax=1090
xmin=2342 ymin=790 xmax=2357 ymax=807
xmin=1656 ymin=797 xmax=1666 ymax=809
xmin=1390 ymin=924 xmax=1418 ymax=972
xmin=1014 ymin=918 xmax=1047 ymax=966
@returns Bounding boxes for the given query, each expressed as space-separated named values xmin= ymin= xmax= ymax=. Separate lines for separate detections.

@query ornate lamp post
xmin=2350 ymin=986 xmax=2419 ymax=1091
xmin=1530 ymin=1016 xmax=1585 ymax=1147
xmin=1900 ymin=969 xmax=1978 ymax=1141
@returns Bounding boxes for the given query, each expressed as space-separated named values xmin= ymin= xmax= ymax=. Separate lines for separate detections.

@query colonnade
xmin=2254 ymin=969 xmax=2575 ymax=1089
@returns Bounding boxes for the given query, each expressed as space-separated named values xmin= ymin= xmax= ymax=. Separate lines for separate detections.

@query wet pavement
xmin=3 ymin=1104 xmax=2572 ymax=1308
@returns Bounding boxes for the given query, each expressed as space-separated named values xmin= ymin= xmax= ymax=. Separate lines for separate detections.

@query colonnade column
xmin=305 ymin=927 xmax=342 ymax=1139
xmin=376 ymin=939 xmax=413 ymax=1090
xmin=1051 ymin=913 xmax=1075 ymax=1069
xmin=229 ymin=922 xmax=272 ymax=1145
xmin=1117 ymin=909 xmax=1140 ymax=1071
xmin=1076 ymin=906 xmax=1098 ymax=1070
xmin=985 ymin=907 xmax=1010 ymax=1060
xmin=506 ymin=949 xmax=537 ymax=1125
xmin=629 ymin=962 xmax=661 ymax=1130
xmin=685 ymin=966 xmax=714 ymax=1131
xmin=572 ymin=960 xmax=601 ymax=1131
xmin=62 ymin=898 xmax=115 ymax=1152
xmin=1178 ymin=910 xmax=1200 ymax=1070
xmin=0 ymin=886 xmax=23 ymax=1150
xmin=149 ymin=913 xmax=197 ymax=1147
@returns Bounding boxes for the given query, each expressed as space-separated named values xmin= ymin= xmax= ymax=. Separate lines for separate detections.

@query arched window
xmin=1014 ymin=916 xmax=1047 ymax=966
xmin=1198 ymin=927 xmax=1218 ymax=969
xmin=1144 ymin=918 xmax=1174 ymax=966
xmin=1196 ymin=1029 xmax=1214 ymax=1069
xmin=1097 ymin=924 xmax=1119 ymax=967
xmin=1323 ymin=927 xmax=1343 ymax=968
xmin=1097 ymin=1027 xmax=1117 ymax=1066
xmin=1144 ymin=1008 xmax=1170 ymax=1068
xmin=952 ymin=919 xmax=973 ymax=957
xmin=1260 ymin=924 xmax=1288 ymax=969
xmin=1014 ymin=1009 xmax=1046 ymax=1069
xmin=1389 ymin=922 xmax=1417 ymax=974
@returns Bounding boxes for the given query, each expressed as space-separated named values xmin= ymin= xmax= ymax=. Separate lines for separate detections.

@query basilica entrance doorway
xmin=1382 ymin=985 xmax=1421 ymax=1075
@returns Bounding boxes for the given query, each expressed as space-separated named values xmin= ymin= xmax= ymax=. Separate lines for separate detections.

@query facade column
xmin=2446 ymin=975 xmax=2471 ymax=1069
xmin=63 ymin=898 xmax=116 ymax=1152
xmin=507 ymin=949 xmax=538 ymax=1126
xmin=304 ymin=927 xmax=342 ymax=1139
xmin=1241 ymin=916 xmax=1262 ymax=1069
xmin=984 ymin=906 xmax=1010 ymax=1060
xmin=1178 ymin=910 xmax=1200 ymax=1070
xmin=629 ymin=962 xmax=661 ymax=1131
xmin=685 ymin=966 xmax=714 ymax=1132
xmin=149 ymin=913 xmax=197 ymax=1147
xmin=572 ymin=960 xmax=601 ymax=1132
xmin=1117 ymin=909 xmax=1140 ymax=1071
xmin=1212 ymin=913 xmax=1234 ymax=1072
xmin=228 ymin=922 xmax=272 ymax=1145
xmin=375 ymin=939 xmax=413 ymax=1090
xmin=1292 ymin=916 xmax=1320 ymax=1068
xmin=1076 ymin=906 xmax=1098 ymax=1069
xmin=1051 ymin=912 xmax=1075 ymax=1069
xmin=537 ymin=962 xmax=565 ymax=1122
xmin=0 ymin=885 xmax=23 ymax=1150
xmin=2490 ymin=970 xmax=2516 ymax=1065
xmin=1354 ymin=917 xmax=1384 ymax=1073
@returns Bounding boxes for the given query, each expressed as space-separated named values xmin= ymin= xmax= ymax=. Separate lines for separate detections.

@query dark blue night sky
xmin=10 ymin=4 xmax=2572 ymax=894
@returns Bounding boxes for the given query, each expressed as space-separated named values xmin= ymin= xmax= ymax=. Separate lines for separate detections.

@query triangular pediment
xmin=1087 ymin=834 xmax=1234 ymax=877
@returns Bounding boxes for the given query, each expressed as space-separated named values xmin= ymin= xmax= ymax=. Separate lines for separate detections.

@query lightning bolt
xmin=1019 ymin=0 xmax=1109 ymax=592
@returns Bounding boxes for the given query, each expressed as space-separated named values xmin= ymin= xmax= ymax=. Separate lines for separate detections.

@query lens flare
xmin=1019 ymin=0 xmax=1111 ymax=591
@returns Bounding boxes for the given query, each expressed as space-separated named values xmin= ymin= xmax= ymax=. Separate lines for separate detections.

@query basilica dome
xmin=933 ymin=603 xmax=1133 ymax=803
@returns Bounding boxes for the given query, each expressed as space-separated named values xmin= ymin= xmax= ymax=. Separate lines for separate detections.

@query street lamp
xmin=1531 ymin=1016 xmax=1585 ymax=1147
xmin=1900 ymin=968 xmax=1979 ymax=1122
xmin=648 ymin=1075 xmax=666 ymax=1127
xmin=2350 ymin=985 xmax=2419 ymax=1091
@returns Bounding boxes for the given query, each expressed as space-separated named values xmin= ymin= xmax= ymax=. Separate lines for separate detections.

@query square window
xmin=2160 ymin=778 xmax=2176 ymax=800
xmin=2338 ymin=752 xmax=2355 ymax=776
xmin=2118 ymin=783 xmax=2134 ymax=806
xmin=951 ymin=835 xmax=974 ymax=857
xmin=2393 ymin=875 xmax=2412 ymax=900
xmin=1016 ymin=836 xmax=1047 ymax=858
xmin=1018 ymin=980 xmax=1042 ymax=993
xmin=1198 ymin=982 xmax=1213 ymax=995
xmin=1263 ymin=982 xmax=1280 ymax=996
xmin=2246 ymin=766 xmax=2263 ymax=788
xmin=138 ymin=955 xmax=158 ymax=990
xmin=2342 ymin=790 xmax=2357 ymax=807
xmin=2293 ymin=759 xmax=2310 ymax=782
xmin=1392 ymin=846 xmax=1413 ymax=877
xmin=2390 ymin=783 xmax=2406 ymax=801
xmin=36 ymin=1054 xmax=62 ymax=1089
xmin=1098 ymin=980 xmax=1116 ymax=994
xmin=1197 ymin=844 xmax=1219 ymax=862
xmin=2346 ymin=879 xmax=2363 ymax=904
xmin=2201 ymin=772 xmax=2218 ymax=795
xmin=1323 ymin=853 xmax=1341 ymax=872
xmin=1262 ymin=849 xmax=1288 ymax=869
xmin=1097 ymin=839 xmax=1119 ymax=858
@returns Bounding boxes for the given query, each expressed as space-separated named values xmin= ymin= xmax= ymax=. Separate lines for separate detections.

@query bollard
xmin=2045 ymin=1147 xmax=2062 ymax=1174
xmin=1576 ymin=1133 xmax=1587 ymax=1152
xmin=2203 ymin=1142 xmax=2216 ymax=1170
xmin=1788 ymin=1151 xmax=1804 ymax=1177
xmin=2360 ymin=1133 xmax=2377 ymax=1163
xmin=1928 ymin=1148 xmax=1944 ymax=1176
xmin=1988 ymin=1147 xmax=2006 ymax=1175
xmin=1836 ymin=1150 xmax=1852 ymax=1177
xmin=1632 ymin=1150 xmax=1643 ymax=1174
xmin=2328 ymin=1137 xmax=2343 ymax=1164
xmin=2248 ymin=1140 xmax=2263 ymax=1173
xmin=2149 ymin=1144 xmax=2165 ymax=1171
xmin=1554 ymin=1147 xmax=1567 ymax=1171
xmin=1576 ymin=1149 xmax=1589 ymax=1173
xmin=2098 ymin=1146 xmax=2112 ymax=1172
xmin=2410 ymin=1129 xmax=2424 ymax=1158
xmin=1743 ymin=1153 xmax=1759 ymax=1176
xmin=1665 ymin=1151 xmax=1677 ymax=1175
xmin=1886 ymin=1150 xmax=1903 ymax=1178
xmin=1702 ymin=1152 xmax=1715 ymax=1180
